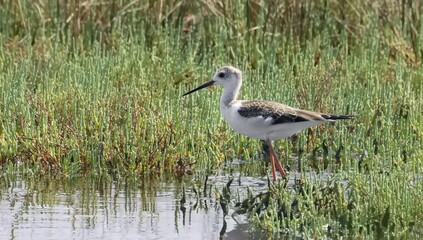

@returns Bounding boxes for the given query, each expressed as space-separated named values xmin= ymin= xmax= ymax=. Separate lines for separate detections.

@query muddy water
xmin=0 ymin=173 xmax=269 ymax=240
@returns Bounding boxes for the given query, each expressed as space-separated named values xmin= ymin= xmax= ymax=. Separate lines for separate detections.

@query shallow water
xmin=0 ymin=173 xmax=270 ymax=240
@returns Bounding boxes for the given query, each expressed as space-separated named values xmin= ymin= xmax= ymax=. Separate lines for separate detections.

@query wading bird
xmin=183 ymin=66 xmax=354 ymax=181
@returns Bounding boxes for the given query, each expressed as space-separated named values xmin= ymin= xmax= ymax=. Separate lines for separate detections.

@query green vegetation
xmin=0 ymin=0 xmax=422 ymax=238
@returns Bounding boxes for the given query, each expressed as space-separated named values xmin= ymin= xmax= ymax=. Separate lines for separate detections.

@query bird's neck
xmin=220 ymin=82 xmax=241 ymax=108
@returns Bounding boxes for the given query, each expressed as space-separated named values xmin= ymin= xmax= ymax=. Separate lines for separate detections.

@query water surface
xmin=0 ymin=173 xmax=269 ymax=240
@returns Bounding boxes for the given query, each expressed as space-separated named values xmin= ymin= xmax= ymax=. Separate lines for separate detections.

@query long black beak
xmin=182 ymin=80 xmax=215 ymax=96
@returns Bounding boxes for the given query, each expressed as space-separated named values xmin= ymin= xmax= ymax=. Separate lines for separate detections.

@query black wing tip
xmin=321 ymin=114 xmax=356 ymax=120
xmin=272 ymin=114 xmax=310 ymax=125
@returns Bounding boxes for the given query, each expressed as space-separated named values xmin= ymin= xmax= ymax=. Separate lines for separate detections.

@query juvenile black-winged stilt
xmin=183 ymin=66 xmax=354 ymax=181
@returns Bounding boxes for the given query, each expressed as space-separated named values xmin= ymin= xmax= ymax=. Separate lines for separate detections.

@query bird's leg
xmin=273 ymin=152 xmax=287 ymax=180
xmin=263 ymin=139 xmax=277 ymax=181
xmin=268 ymin=147 xmax=277 ymax=181
xmin=266 ymin=139 xmax=286 ymax=180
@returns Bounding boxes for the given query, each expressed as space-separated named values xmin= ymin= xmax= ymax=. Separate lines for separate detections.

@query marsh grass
xmin=245 ymin=170 xmax=423 ymax=238
xmin=0 ymin=0 xmax=423 ymax=238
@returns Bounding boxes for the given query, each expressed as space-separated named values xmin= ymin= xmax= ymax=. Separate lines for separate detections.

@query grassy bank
xmin=0 ymin=0 xmax=422 ymax=238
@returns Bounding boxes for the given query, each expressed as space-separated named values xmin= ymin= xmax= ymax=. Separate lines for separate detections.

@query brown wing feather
xmin=238 ymin=101 xmax=326 ymax=124
xmin=239 ymin=101 xmax=354 ymax=125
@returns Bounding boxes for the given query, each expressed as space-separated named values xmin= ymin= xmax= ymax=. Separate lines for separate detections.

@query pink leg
xmin=269 ymin=148 xmax=277 ymax=181
xmin=266 ymin=139 xmax=286 ymax=180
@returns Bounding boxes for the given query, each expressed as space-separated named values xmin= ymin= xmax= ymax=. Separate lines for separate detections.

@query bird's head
xmin=182 ymin=66 xmax=242 ymax=96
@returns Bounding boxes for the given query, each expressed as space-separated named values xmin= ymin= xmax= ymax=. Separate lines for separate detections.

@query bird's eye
xmin=218 ymin=72 xmax=225 ymax=78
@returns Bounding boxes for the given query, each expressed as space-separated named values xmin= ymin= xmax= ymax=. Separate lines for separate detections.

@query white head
xmin=182 ymin=66 xmax=242 ymax=96
xmin=212 ymin=66 xmax=242 ymax=87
